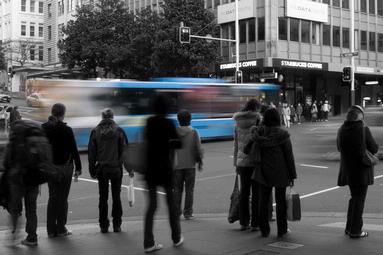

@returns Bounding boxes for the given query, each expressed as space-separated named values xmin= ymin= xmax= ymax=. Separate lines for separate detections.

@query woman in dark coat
xmin=143 ymin=94 xmax=183 ymax=252
xmin=251 ymin=108 xmax=297 ymax=237
xmin=337 ymin=105 xmax=378 ymax=238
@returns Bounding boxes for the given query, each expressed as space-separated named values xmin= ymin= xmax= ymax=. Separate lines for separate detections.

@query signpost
xmin=341 ymin=52 xmax=359 ymax=57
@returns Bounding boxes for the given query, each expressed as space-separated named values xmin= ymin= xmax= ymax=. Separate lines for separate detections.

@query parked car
xmin=26 ymin=93 xmax=50 ymax=107
xmin=0 ymin=94 xmax=11 ymax=103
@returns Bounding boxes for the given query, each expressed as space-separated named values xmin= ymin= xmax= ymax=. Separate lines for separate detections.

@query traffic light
xmin=342 ymin=66 xmax=351 ymax=82
xmin=179 ymin=27 xmax=191 ymax=44
xmin=235 ymin=70 xmax=243 ymax=83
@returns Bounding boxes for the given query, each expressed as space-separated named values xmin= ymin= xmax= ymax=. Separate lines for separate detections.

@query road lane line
xmin=300 ymin=174 xmax=383 ymax=200
xmin=300 ymin=164 xmax=329 ymax=169
xmin=196 ymin=173 xmax=235 ymax=181
xmin=310 ymin=128 xmax=318 ymax=131
xmin=76 ymin=177 xmax=166 ymax=195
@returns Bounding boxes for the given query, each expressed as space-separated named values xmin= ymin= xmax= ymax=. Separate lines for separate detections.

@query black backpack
xmin=12 ymin=120 xmax=61 ymax=186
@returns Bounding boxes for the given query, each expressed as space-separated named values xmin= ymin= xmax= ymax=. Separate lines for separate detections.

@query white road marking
xmin=300 ymin=174 xmax=383 ymax=200
xmin=300 ymin=164 xmax=329 ymax=169
xmin=310 ymin=128 xmax=318 ymax=131
xmin=76 ymin=177 xmax=166 ymax=195
xmin=196 ymin=173 xmax=235 ymax=182
xmin=319 ymin=222 xmax=383 ymax=232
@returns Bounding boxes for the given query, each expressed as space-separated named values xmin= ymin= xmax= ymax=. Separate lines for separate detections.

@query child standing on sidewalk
xmin=174 ymin=110 xmax=203 ymax=220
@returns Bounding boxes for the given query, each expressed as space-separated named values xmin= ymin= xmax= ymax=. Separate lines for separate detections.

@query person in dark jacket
xmin=143 ymin=94 xmax=183 ymax=253
xmin=3 ymin=120 xmax=43 ymax=246
xmin=88 ymin=108 xmax=134 ymax=233
xmin=9 ymin=106 xmax=21 ymax=128
xmin=250 ymin=108 xmax=297 ymax=238
xmin=42 ymin=103 xmax=82 ymax=238
xmin=337 ymin=105 xmax=378 ymax=238
xmin=233 ymin=99 xmax=261 ymax=231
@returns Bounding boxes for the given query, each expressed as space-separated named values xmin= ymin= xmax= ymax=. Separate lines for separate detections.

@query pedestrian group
xmin=0 ymin=94 xmax=377 ymax=254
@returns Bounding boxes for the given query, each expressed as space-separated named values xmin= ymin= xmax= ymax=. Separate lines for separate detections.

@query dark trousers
xmin=8 ymin=184 xmax=39 ymax=238
xmin=97 ymin=171 xmax=123 ymax=229
xmin=47 ymin=164 xmax=73 ymax=235
xmin=174 ymin=168 xmax=196 ymax=217
xmin=144 ymin=183 xmax=181 ymax=249
xmin=346 ymin=185 xmax=368 ymax=235
xmin=237 ymin=167 xmax=259 ymax=227
xmin=259 ymin=185 xmax=287 ymax=236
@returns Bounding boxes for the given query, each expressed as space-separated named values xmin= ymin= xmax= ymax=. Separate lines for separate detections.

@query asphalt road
xmin=1 ymin=107 xmax=383 ymax=231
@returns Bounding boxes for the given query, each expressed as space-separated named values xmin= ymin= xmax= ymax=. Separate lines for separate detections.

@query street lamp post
xmin=350 ymin=0 xmax=355 ymax=105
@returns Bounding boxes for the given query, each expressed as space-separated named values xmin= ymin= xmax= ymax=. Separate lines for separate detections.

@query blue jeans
xmin=8 ymin=183 xmax=39 ymax=239
xmin=174 ymin=168 xmax=196 ymax=217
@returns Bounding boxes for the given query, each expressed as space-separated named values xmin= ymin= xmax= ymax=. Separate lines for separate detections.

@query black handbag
xmin=228 ymin=174 xmax=240 ymax=224
xmin=362 ymin=126 xmax=378 ymax=166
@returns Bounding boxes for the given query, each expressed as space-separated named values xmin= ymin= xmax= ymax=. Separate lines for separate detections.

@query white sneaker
xmin=145 ymin=243 xmax=163 ymax=253
xmin=174 ymin=236 xmax=184 ymax=247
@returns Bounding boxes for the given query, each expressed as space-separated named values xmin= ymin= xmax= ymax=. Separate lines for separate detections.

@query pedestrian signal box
xmin=179 ymin=27 xmax=191 ymax=44
xmin=235 ymin=70 xmax=243 ymax=83
xmin=342 ymin=67 xmax=352 ymax=82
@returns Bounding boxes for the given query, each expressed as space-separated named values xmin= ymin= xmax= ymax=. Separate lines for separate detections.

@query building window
xmin=369 ymin=0 xmax=375 ymax=14
xmin=258 ymin=17 xmax=265 ymax=41
xmin=240 ymin=20 xmax=246 ymax=43
xmin=48 ymin=25 xmax=52 ymax=40
xmin=379 ymin=0 xmax=383 ymax=15
xmin=301 ymin=20 xmax=310 ymax=43
xmin=333 ymin=0 xmax=340 ymax=7
xmin=278 ymin=17 xmax=287 ymax=40
xmin=312 ymin=23 xmax=320 ymax=45
xmin=354 ymin=29 xmax=359 ymax=50
xmin=30 ymin=24 xmax=35 ymax=37
xmin=30 ymin=46 xmax=35 ymax=61
xmin=30 ymin=0 xmax=35 ymax=12
xmin=361 ymin=30 xmax=367 ymax=50
xmin=214 ymin=0 xmax=219 ymax=8
xmin=39 ymin=1 xmax=43 ymax=13
xmin=21 ymin=0 xmax=26 ymax=11
xmin=206 ymin=0 xmax=212 ymax=8
xmin=21 ymin=24 xmax=26 ymax=36
xmin=290 ymin=18 xmax=299 ymax=42
xmin=369 ymin=32 xmax=376 ymax=51
xmin=355 ymin=0 xmax=360 ymax=11
xmin=249 ymin=18 xmax=255 ymax=42
xmin=342 ymin=27 xmax=349 ymax=48
xmin=39 ymin=24 xmax=43 ymax=37
xmin=378 ymin=33 xmax=383 ymax=52
xmin=38 ymin=46 xmax=43 ymax=61
xmin=48 ymin=3 xmax=52 ymax=17
xmin=48 ymin=48 xmax=52 ymax=63
xmin=323 ymin=24 xmax=331 ymax=45
xmin=323 ymin=0 xmax=330 ymax=3
xmin=229 ymin=23 xmax=235 ymax=40
xmin=342 ymin=0 xmax=349 ymax=9
xmin=361 ymin=0 xmax=367 ymax=12
xmin=58 ymin=0 xmax=65 ymax=16
xmin=58 ymin=24 xmax=64 ymax=40
xmin=333 ymin=26 xmax=340 ymax=47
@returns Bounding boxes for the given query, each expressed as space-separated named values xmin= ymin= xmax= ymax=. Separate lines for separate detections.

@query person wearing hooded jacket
xmin=88 ymin=108 xmax=134 ymax=234
xmin=42 ymin=103 xmax=81 ymax=238
xmin=337 ymin=105 xmax=378 ymax=238
xmin=174 ymin=109 xmax=203 ymax=220
xmin=233 ymin=99 xmax=262 ymax=231
xmin=250 ymin=108 xmax=297 ymax=238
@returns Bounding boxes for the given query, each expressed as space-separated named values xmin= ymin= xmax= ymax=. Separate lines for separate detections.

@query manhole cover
xmin=241 ymin=250 xmax=280 ymax=255
xmin=268 ymin=241 xmax=304 ymax=250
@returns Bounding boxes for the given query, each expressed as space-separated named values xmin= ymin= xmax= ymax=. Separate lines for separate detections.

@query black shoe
xmin=278 ymin=229 xmax=291 ymax=237
xmin=21 ymin=236 xmax=38 ymax=246
xmin=100 ymin=227 xmax=109 ymax=233
xmin=345 ymin=229 xmax=350 ymax=235
xmin=113 ymin=226 xmax=121 ymax=233
xmin=261 ymin=231 xmax=270 ymax=237
xmin=349 ymin=231 xmax=368 ymax=238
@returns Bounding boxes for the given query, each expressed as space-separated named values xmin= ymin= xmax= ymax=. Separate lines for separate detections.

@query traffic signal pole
xmin=350 ymin=0 xmax=355 ymax=106
xmin=235 ymin=0 xmax=240 ymax=83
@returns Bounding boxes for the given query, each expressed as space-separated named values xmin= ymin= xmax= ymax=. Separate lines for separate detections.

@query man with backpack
xmin=88 ymin=108 xmax=134 ymax=233
xmin=3 ymin=119 xmax=54 ymax=246
xmin=42 ymin=103 xmax=82 ymax=238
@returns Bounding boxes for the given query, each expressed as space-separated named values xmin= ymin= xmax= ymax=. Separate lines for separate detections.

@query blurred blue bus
xmin=26 ymin=78 xmax=280 ymax=149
